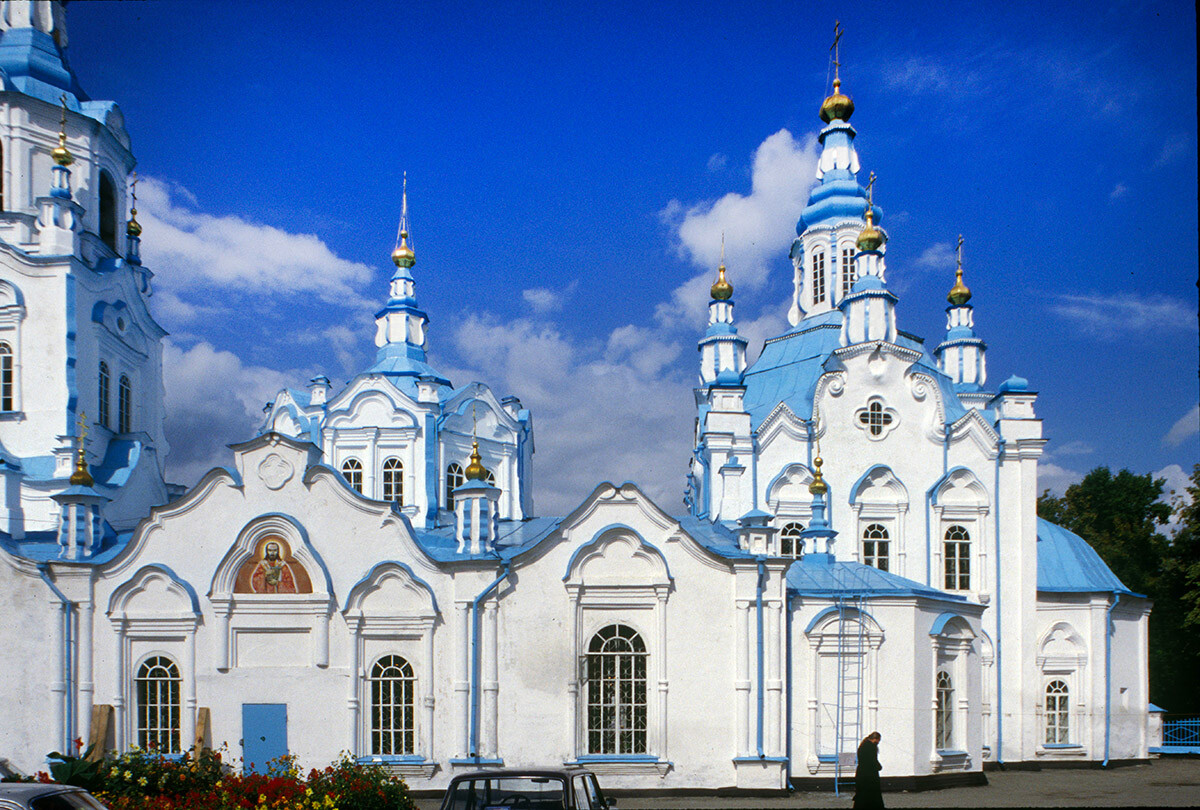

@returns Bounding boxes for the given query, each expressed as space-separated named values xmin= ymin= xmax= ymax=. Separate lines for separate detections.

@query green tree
xmin=1154 ymin=465 xmax=1200 ymax=712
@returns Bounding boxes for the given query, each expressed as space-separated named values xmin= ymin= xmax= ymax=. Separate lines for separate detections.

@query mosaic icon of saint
xmin=251 ymin=540 xmax=298 ymax=594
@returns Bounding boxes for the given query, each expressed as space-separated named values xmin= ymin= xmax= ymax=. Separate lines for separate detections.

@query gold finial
xmin=126 ymin=172 xmax=142 ymax=237
xmin=52 ymin=94 xmax=74 ymax=167
xmin=947 ymin=234 xmax=972 ymax=305
xmin=391 ymin=172 xmax=416 ymax=269
xmin=710 ymin=232 xmax=733 ymax=300
xmin=856 ymin=171 xmax=884 ymax=251
xmin=808 ymin=454 xmax=828 ymax=495
xmin=70 ymin=411 xmax=93 ymax=487
xmin=464 ymin=405 xmax=489 ymax=481
xmin=819 ymin=21 xmax=855 ymax=124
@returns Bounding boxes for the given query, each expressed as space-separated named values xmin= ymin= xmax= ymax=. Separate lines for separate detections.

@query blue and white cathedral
xmin=0 ymin=3 xmax=1155 ymax=793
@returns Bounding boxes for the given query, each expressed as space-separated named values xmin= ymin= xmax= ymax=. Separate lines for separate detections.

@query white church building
xmin=0 ymin=2 xmax=1153 ymax=793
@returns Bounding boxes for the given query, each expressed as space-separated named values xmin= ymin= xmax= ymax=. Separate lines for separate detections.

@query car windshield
xmin=443 ymin=775 xmax=567 ymax=810
xmin=30 ymin=792 xmax=108 ymax=810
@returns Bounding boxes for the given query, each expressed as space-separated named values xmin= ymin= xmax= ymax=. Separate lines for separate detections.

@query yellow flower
xmin=259 ymin=794 xmax=268 ymax=804
xmin=123 ymin=770 xmax=132 ymax=780
xmin=137 ymin=777 xmax=147 ymax=787
xmin=305 ymin=789 xmax=313 ymax=797
xmin=109 ymin=767 xmax=119 ymax=777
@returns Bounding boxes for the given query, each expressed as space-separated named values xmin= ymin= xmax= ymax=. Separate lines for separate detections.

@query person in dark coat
xmin=853 ymin=731 xmax=884 ymax=809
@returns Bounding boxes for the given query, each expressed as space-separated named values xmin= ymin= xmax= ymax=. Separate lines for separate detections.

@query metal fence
xmin=1161 ymin=716 xmax=1200 ymax=749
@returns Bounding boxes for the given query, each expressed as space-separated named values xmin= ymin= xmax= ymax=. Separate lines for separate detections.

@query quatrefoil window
xmin=854 ymin=398 xmax=899 ymax=440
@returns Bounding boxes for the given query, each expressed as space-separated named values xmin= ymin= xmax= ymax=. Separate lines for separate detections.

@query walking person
xmin=853 ymin=731 xmax=884 ymax=809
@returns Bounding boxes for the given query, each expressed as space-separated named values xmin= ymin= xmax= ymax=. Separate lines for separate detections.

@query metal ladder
xmin=834 ymin=595 xmax=867 ymax=796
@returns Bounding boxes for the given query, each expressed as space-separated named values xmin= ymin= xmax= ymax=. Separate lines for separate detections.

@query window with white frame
xmin=341 ymin=458 xmax=363 ymax=494
xmin=1045 ymin=680 xmax=1069 ymax=744
xmin=779 ymin=522 xmax=805 ymax=558
xmin=382 ymin=458 xmax=403 ymax=505
xmin=841 ymin=246 xmax=856 ymax=297
xmin=135 ymin=655 xmax=181 ymax=753
xmin=943 ymin=525 xmax=971 ymax=590
xmin=0 ymin=341 xmax=12 ymax=412
xmin=446 ymin=462 xmax=465 ymax=510
xmin=98 ymin=361 xmax=110 ymax=427
xmin=117 ymin=374 xmax=132 ymax=433
xmin=586 ymin=624 xmax=647 ymax=755
xmin=862 ymin=523 xmax=889 ymax=571
xmin=811 ymin=250 xmax=827 ymax=304
xmin=935 ymin=670 xmax=954 ymax=751
xmin=370 ymin=655 xmax=416 ymax=755
xmin=859 ymin=401 xmax=893 ymax=437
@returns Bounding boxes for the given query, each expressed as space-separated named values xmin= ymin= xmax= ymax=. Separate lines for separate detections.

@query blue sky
xmin=65 ymin=0 xmax=1197 ymax=515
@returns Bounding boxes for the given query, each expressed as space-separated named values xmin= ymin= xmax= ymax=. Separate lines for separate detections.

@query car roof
xmin=448 ymin=769 xmax=591 ymax=781
xmin=0 ymin=784 xmax=82 ymax=798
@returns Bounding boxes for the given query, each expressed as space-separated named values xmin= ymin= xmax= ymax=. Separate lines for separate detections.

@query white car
xmin=0 ymin=784 xmax=108 ymax=810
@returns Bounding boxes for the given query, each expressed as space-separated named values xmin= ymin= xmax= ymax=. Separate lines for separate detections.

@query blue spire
xmin=0 ymin=10 xmax=88 ymax=108
xmin=800 ymin=456 xmax=837 ymax=557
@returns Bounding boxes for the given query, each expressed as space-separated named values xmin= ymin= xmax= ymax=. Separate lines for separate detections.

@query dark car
xmin=0 ymin=784 xmax=108 ymax=810
xmin=439 ymin=769 xmax=613 ymax=810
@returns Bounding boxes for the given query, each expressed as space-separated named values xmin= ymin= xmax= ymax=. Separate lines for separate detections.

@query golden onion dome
xmin=69 ymin=449 xmax=93 ymax=487
xmin=52 ymin=137 xmax=74 ymax=167
xmin=392 ymin=231 xmax=415 ymax=269
xmin=126 ymin=209 xmax=142 ymax=238
xmin=856 ymin=208 xmax=884 ymax=251
xmin=947 ymin=267 xmax=972 ymax=306
xmin=819 ymin=78 xmax=855 ymax=124
xmin=710 ymin=262 xmax=733 ymax=300
xmin=808 ymin=456 xmax=828 ymax=495
xmin=464 ymin=440 xmax=489 ymax=481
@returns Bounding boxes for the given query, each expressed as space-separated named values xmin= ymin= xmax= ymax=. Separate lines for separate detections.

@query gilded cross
xmin=76 ymin=410 xmax=88 ymax=446
xmin=129 ymin=171 xmax=139 ymax=206
xmin=957 ymin=234 xmax=964 ymax=268
xmin=830 ymin=21 xmax=844 ymax=78
xmin=866 ymin=171 xmax=876 ymax=206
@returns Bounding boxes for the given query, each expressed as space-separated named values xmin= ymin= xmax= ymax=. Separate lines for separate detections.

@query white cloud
xmin=1038 ymin=461 xmax=1084 ymax=496
xmin=1156 ymin=463 xmax=1194 ymax=537
xmin=1154 ymin=133 xmax=1190 ymax=169
xmin=1109 ymin=182 xmax=1128 ymax=201
xmin=1053 ymin=440 xmax=1094 ymax=456
xmin=162 ymin=340 xmax=300 ymax=487
xmin=658 ymin=129 xmax=820 ymax=328
xmin=1049 ymin=292 xmax=1194 ymax=335
xmin=1164 ymin=403 xmax=1199 ymax=447
xmin=138 ymin=177 xmax=377 ymax=322
xmin=441 ymin=314 xmax=694 ymax=514
xmin=912 ymin=242 xmax=956 ymax=273
xmin=522 ymin=281 xmax=578 ymax=315
xmin=706 ymin=153 xmax=728 ymax=172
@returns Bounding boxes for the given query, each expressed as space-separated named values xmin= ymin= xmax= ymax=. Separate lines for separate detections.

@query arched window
xmin=97 ymin=362 xmax=110 ymax=428
xmin=0 ymin=342 xmax=12 ymax=412
xmin=382 ymin=458 xmax=403 ymax=505
xmin=1045 ymin=680 xmax=1069 ymax=744
xmin=935 ymin=671 xmax=953 ymax=751
xmin=944 ymin=525 xmax=971 ymax=590
xmin=862 ymin=523 xmax=889 ymax=571
xmin=135 ymin=656 xmax=181 ymax=753
xmin=779 ymin=522 xmax=805 ymax=559
xmin=586 ymin=624 xmax=647 ymax=755
xmin=841 ymin=246 xmax=856 ymax=297
xmin=117 ymin=374 xmax=132 ymax=433
xmin=370 ymin=655 xmax=415 ymax=755
xmin=811 ymin=249 xmax=827 ymax=304
xmin=445 ymin=463 xmax=465 ymax=510
xmin=858 ymin=400 xmax=894 ymax=437
xmin=341 ymin=458 xmax=363 ymax=494
xmin=99 ymin=171 xmax=118 ymax=251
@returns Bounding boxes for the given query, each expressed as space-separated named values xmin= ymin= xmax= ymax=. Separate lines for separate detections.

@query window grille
xmin=943 ymin=525 xmax=971 ymax=590
xmin=586 ymin=624 xmax=647 ymax=755
xmin=1045 ymin=680 xmax=1069 ymax=744
xmin=0 ymin=342 xmax=12 ymax=412
xmin=841 ymin=247 xmax=856 ymax=297
xmin=935 ymin=671 xmax=953 ymax=750
xmin=341 ymin=458 xmax=363 ymax=494
xmin=370 ymin=655 xmax=416 ymax=755
xmin=98 ymin=362 xmax=110 ymax=427
xmin=135 ymin=656 xmax=181 ymax=753
xmin=446 ymin=463 xmax=465 ymax=510
xmin=117 ymin=374 xmax=132 ymax=433
xmin=780 ymin=522 xmax=805 ymax=558
xmin=812 ymin=250 xmax=827 ymax=304
xmin=862 ymin=523 xmax=889 ymax=571
xmin=382 ymin=458 xmax=403 ymax=504
xmin=858 ymin=400 xmax=893 ymax=436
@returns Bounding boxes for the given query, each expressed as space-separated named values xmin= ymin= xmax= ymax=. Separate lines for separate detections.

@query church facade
xmin=0 ymin=2 xmax=1152 ymax=793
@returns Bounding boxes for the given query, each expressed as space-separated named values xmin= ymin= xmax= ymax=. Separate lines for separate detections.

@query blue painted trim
xmin=344 ymin=560 xmax=440 ymax=615
xmin=469 ymin=563 xmax=510 ymax=758
xmin=937 ymin=749 xmax=969 ymax=757
xmin=847 ymin=464 xmax=897 ymax=505
xmin=38 ymin=565 xmax=73 ymax=750
xmin=928 ymin=612 xmax=968 ymax=636
xmin=1150 ymin=746 xmax=1200 ymax=754
xmin=804 ymin=604 xmax=877 ymax=635
xmin=1103 ymin=593 xmax=1121 ymax=767
xmin=561 ymin=524 xmax=673 ymax=583
xmin=357 ymin=755 xmax=429 ymax=763
xmin=450 ymin=757 xmax=505 ymax=766
xmin=65 ymin=272 xmax=77 ymax=436
xmin=993 ymin=438 xmax=1006 ymax=764
xmin=756 ymin=558 xmax=766 ymax=758
xmin=1042 ymin=744 xmax=1082 ymax=750
xmin=732 ymin=756 xmax=789 ymax=763
xmin=571 ymin=755 xmax=662 ymax=763
xmin=764 ymin=462 xmax=815 ymax=507
xmin=114 ymin=564 xmax=202 ymax=614
xmin=750 ymin=434 xmax=760 ymax=511
xmin=424 ymin=411 xmax=438 ymax=529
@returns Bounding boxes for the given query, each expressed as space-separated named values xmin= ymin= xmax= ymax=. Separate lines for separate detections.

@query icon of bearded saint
xmin=251 ymin=540 xmax=298 ymax=594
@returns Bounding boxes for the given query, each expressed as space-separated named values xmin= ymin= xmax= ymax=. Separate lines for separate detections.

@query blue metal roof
xmin=411 ymin=516 xmax=562 ymax=563
xmin=1036 ymin=518 xmax=1135 ymax=595
xmin=787 ymin=552 xmax=969 ymax=600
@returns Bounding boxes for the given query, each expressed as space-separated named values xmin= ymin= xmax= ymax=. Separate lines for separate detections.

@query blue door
xmin=242 ymin=703 xmax=287 ymax=774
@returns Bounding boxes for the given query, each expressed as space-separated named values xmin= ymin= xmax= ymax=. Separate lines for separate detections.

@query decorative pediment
xmin=210 ymin=513 xmax=331 ymax=598
xmin=850 ymin=465 xmax=909 ymax=508
xmin=325 ymin=386 xmax=419 ymax=430
xmin=933 ymin=468 xmax=989 ymax=513
xmin=564 ymin=526 xmax=671 ymax=587
xmin=1037 ymin=622 xmax=1087 ymax=670
xmin=108 ymin=564 xmax=200 ymax=620
xmin=344 ymin=561 xmax=438 ymax=618
xmin=766 ymin=463 xmax=816 ymax=515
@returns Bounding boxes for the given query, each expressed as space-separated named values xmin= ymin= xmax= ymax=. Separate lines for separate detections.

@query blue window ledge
xmin=732 ymin=756 xmax=789 ymax=763
xmin=936 ymin=749 xmax=968 ymax=757
xmin=357 ymin=755 xmax=428 ymax=764
xmin=450 ymin=757 xmax=504 ymax=766
xmin=569 ymin=755 xmax=662 ymax=764
xmin=1042 ymin=744 xmax=1082 ymax=750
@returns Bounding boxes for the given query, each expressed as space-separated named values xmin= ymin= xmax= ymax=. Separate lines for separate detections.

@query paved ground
xmin=412 ymin=758 xmax=1200 ymax=808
